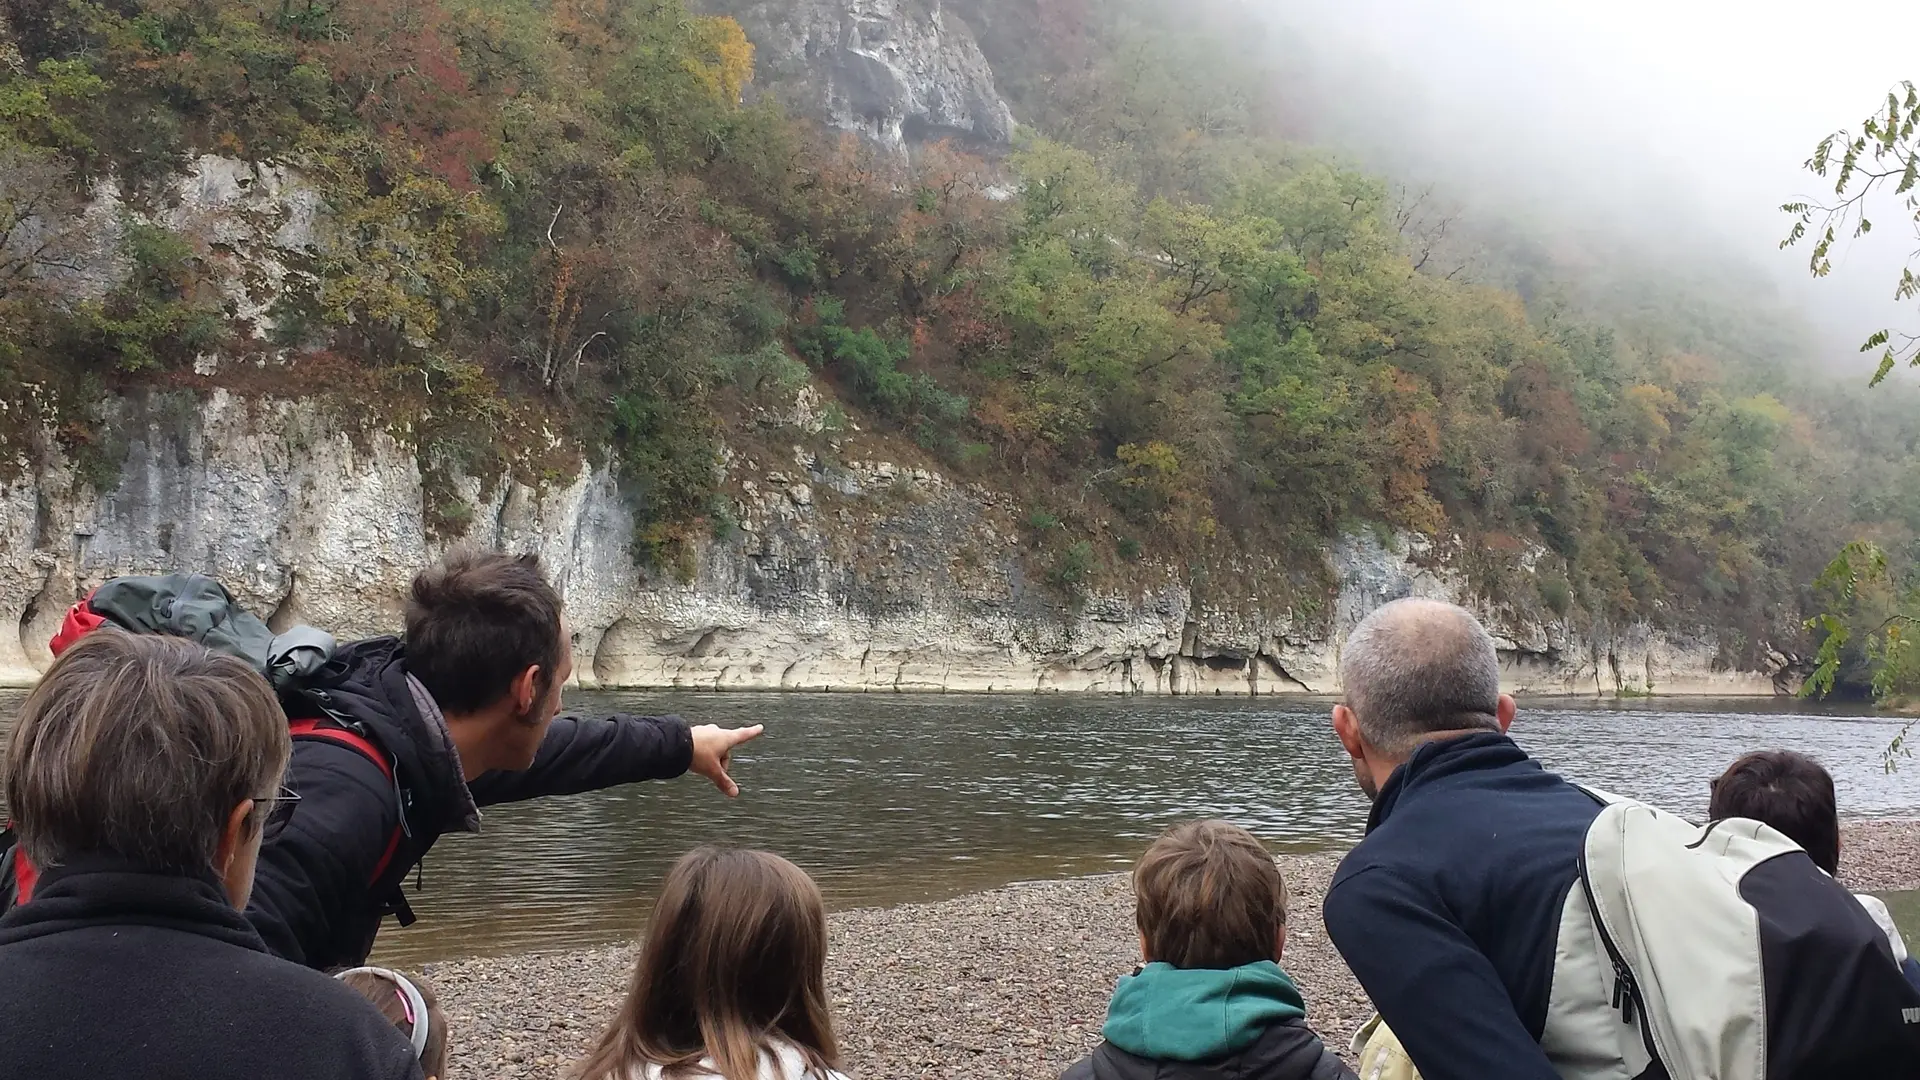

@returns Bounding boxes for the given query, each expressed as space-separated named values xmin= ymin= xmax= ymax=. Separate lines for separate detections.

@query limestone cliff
xmin=0 ymin=389 xmax=1775 ymax=695
xmin=0 ymin=155 xmax=1778 ymax=695
xmin=696 ymin=0 xmax=1016 ymax=152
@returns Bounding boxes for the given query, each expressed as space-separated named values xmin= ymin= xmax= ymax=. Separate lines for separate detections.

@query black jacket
xmin=247 ymin=636 xmax=695 ymax=970
xmin=0 ymin=858 xmax=420 ymax=1080
xmin=1322 ymin=732 xmax=1602 ymax=1080
xmin=1062 ymin=1022 xmax=1355 ymax=1080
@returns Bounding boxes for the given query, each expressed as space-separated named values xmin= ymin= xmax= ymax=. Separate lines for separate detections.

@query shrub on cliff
xmin=3 ymin=0 xmax=1919 ymax=657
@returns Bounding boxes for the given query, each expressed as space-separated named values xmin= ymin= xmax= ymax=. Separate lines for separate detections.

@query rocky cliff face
xmin=0 ymin=389 xmax=1776 ymax=695
xmin=0 ymin=161 xmax=1777 ymax=697
xmin=699 ymin=0 xmax=1016 ymax=152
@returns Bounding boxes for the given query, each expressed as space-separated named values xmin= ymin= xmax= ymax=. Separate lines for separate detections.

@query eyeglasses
xmin=254 ymin=785 xmax=301 ymax=841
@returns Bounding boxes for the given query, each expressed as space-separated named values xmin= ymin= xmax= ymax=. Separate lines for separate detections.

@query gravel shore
xmin=429 ymin=820 xmax=1919 ymax=1080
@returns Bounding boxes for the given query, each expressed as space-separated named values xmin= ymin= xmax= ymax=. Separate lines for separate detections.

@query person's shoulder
xmin=243 ymin=952 xmax=407 ymax=1026
xmin=1057 ymin=1049 xmax=1098 ymax=1080
xmin=210 ymin=953 xmax=419 ymax=1071
xmin=763 ymin=1039 xmax=851 ymax=1080
xmin=1328 ymin=846 xmax=1411 ymax=896
xmin=1059 ymin=1040 xmax=1145 ymax=1080
xmin=1854 ymin=891 xmax=1910 ymax=958
xmin=1242 ymin=1019 xmax=1359 ymax=1080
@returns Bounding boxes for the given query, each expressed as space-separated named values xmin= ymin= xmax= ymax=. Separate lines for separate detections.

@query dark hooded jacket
xmin=245 ymin=637 xmax=694 ymax=970
xmin=0 ymin=858 xmax=420 ymax=1080
xmin=1321 ymin=732 xmax=1602 ymax=1080
xmin=1062 ymin=962 xmax=1355 ymax=1080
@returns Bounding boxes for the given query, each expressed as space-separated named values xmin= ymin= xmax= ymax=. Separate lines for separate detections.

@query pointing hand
xmin=688 ymin=724 xmax=764 ymax=798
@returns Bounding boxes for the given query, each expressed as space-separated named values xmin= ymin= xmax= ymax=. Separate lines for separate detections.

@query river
xmin=1 ymin=690 xmax=1916 ymax=964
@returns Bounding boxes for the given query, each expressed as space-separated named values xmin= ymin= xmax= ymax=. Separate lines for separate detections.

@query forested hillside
xmin=4 ymin=0 xmax=1918 ymax=675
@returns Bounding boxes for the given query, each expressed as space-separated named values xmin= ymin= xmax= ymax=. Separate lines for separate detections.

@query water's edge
xmin=0 ymin=677 xmax=1794 ymax=697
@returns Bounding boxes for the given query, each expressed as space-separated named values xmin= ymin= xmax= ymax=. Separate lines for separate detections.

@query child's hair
xmin=334 ymin=966 xmax=449 ymax=1080
xmin=1134 ymin=819 xmax=1287 ymax=969
xmin=1709 ymin=750 xmax=1841 ymax=874
xmin=575 ymin=847 xmax=840 ymax=1080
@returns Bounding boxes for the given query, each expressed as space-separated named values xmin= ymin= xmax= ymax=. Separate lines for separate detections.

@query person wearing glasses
xmin=0 ymin=631 xmax=421 ymax=1080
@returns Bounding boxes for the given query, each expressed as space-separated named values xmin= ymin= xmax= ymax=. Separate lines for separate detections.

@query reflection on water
xmin=0 ymin=689 xmax=1914 ymax=965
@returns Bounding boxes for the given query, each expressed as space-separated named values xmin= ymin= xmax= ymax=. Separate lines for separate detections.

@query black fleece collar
xmin=0 ymin=856 xmax=266 ymax=953
xmin=1365 ymin=731 xmax=1534 ymax=833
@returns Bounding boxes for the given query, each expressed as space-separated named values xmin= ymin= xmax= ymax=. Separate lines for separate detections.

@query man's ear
xmin=214 ymin=800 xmax=253 ymax=877
xmin=510 ymin=664 xmax=542 ymax=716
xmin=1332 ymin=704 xmax=1366 ymax=759
xmin=1496 ymin=693 xmax=1516 ymax=733
xmin=214 ymin=800 xmax=256 ymax=908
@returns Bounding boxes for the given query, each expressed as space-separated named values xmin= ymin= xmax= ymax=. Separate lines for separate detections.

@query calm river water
xmin=1 ymin=690 xmax=1915 ymax=964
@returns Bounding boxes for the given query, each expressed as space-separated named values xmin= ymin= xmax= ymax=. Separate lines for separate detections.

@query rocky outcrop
xmin=0 ymin=153 xmax=1772 ymax=694
xmin=0 ymin=390 xmax=1776 ymax=696
xmin=699 ymin=0 xmax=1016 ymax=152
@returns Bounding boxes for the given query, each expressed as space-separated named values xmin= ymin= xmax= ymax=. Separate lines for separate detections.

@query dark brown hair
xmin=1709 ymin=750 xmax=1841 ymax=874
xmin=406 ymin=549 xmax=563 ymax=714
xmin=574 ymin=847 xmax=840 ymax=1080
xmin=5 ymin=631 xmax=289 ymax=873
xmin=337 ymin=968 xmax=449 ymax=1080
xmin=1134 ymin=820 xmax=1287 ymax=970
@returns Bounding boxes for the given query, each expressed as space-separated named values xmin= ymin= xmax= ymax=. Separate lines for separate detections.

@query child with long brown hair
xmin=575 ymin=847 xmax=848 ymax=1080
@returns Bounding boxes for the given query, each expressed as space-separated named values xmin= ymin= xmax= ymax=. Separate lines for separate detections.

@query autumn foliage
xmin=5 ymin=0 xmax=1920 ymax=657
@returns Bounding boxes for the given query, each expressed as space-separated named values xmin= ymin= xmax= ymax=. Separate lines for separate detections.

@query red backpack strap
xmin=287 ymin=720 xmax=404 ymax=883
xmin=48 ymin=590 xmax=105 ymax=658
xmin=288 ymin=718 xmax=393 ymax=781
xmin=3 ymin=826 xmax=36 ymax=906
xmin=13 ymin=850 xmax=37 ymax=905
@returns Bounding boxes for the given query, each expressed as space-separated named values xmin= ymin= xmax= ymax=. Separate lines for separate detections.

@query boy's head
xmin=1709 ymin=750 xmax=1840 ymax=874
xmin=1133 ymin=820 xmax=1286 ymax=969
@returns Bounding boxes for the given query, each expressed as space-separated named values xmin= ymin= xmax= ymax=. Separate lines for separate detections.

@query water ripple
xmin=3 ymin=689 xmax=1911 ymax=964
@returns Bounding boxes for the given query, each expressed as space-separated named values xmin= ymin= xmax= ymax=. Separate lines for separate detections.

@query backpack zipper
xmin=1609 ymin=957 xmax=1637 ymax=1025
xmin=1577 ymin=845 xmax=1664 ymax=1068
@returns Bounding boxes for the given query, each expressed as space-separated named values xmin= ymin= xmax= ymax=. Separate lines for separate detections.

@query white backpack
xmin=1542 ymin=790 xmax=1920 ymax=1080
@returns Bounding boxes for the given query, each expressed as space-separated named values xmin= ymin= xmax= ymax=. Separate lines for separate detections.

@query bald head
xmin=1339 ymin=598 xmax=1503 ymax=756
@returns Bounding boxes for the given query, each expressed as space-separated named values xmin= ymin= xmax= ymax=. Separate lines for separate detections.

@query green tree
xmin=1787 ymin=81 xmax=1920 ymax=741
xmin=1782 ymin=81 xmax=1920 ymax=381
xmin=1803 ymin=540 xmax=1920 ymax=765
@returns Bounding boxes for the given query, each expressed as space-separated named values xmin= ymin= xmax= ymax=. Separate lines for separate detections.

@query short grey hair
xmin=6 ymin=631 xmax=290 ymax=875
xmin=1339 ymin=598 xmax=1502 ymax=754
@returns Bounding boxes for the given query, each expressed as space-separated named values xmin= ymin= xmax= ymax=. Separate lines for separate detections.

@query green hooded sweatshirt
xmin=1100 ymin=961 xmax=1309 ymax=1063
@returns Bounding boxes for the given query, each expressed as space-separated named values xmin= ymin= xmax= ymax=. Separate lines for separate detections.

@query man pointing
xmin=245 ymin=549 xmax=763 ymax=970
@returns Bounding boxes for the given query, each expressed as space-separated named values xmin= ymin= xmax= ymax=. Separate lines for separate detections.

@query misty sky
xmin=1261 ymin=0 xmax=1920 ymax=367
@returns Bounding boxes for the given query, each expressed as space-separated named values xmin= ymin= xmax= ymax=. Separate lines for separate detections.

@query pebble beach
xmin=430 ymin=820 xmax=1920 ymax=1080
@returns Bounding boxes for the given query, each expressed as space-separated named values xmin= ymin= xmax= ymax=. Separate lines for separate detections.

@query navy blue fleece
xmin=1323 ymin=732 xmax=1602 ymax=1080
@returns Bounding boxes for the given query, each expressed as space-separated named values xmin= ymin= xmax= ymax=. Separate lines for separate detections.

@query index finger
xmin=726 ymin=724 xmax=765 ymax=747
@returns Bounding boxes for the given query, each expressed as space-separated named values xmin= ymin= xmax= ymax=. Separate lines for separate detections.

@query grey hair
xmin=6 ymin=631 xmax=290 ymax=875
xmin=1339 ymin=598 xmax=1503 ymax=754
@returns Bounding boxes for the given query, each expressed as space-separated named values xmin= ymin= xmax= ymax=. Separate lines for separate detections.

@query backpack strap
xmin=290 ymin=718 xmax=392 ymax=779
xmin=48 ymin=591 xmax=105 ymax=658
xmin=288 ymin=720 xmax=409 ymax=890
xmin=0 ymin=825 xmax=29 ymax=908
